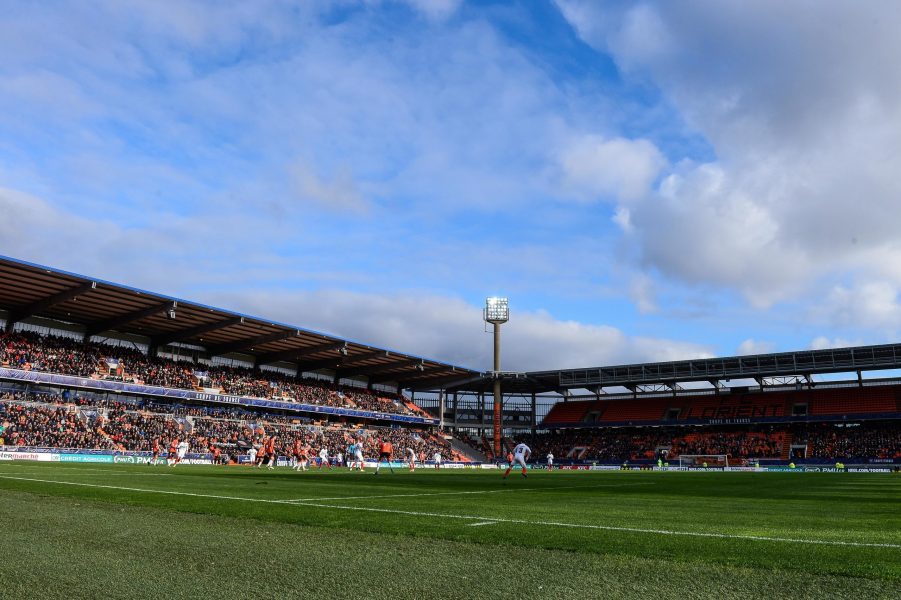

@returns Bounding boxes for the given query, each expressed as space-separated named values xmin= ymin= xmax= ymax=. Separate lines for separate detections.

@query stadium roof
xmin=7 ymin=253 xmax=900 ymax=397
xmin=0 ymin=255 xmax=480 ymax=390
xmin=424 ymin=346 xmax=901 ymax=394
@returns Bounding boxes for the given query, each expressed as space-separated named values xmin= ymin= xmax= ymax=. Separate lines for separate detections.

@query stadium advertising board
xmin=59 ymin=454 xmax=114 ymax=463
xmin=0 ymin=451 xmax=58 ymax=462
xmin=847 ymin=467 xmax=893 ymax=473
xmin=113 ymin=455 xmax=155 ymax=465
xmin=761 ymin=465 xmax=892 ymax=473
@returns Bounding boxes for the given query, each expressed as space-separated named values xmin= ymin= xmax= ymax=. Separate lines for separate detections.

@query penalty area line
xmin=1 ymin=474 xmax=898 ymax=550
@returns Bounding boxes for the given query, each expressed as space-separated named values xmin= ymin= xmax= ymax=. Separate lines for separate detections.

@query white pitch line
xmin=1 ymin=474 xmax=899 ymax=550
xmin=282 ymin=482 xmax=654 ymax=503
xmin=287 ymin=500 xmax=901 ymax=550
xmin=467 ymin=521 xmax=498 ymax=527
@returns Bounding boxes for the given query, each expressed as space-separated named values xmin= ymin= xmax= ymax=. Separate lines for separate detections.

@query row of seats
xmin=807 ymin=387 xmax=897 ymax=415
xmin=543 ymin=385 xmax=901 ymax=426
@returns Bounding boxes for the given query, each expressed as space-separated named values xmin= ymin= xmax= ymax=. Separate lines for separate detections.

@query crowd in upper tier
xmin=514 ymin=422 xmax=901 ymax=462
xmin=797 ymin=421 xmax=901 ymax=460
xmin=0 ymin=391 xmax=456 ymax=461
xmin=0 ymin=331 xmax=416 ymax=416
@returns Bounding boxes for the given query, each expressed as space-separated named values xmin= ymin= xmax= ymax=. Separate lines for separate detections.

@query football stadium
xmin=0 ymin=255 xmax=899 ymax=598
xmin=4 ymin=2 xmax=901 ymax=599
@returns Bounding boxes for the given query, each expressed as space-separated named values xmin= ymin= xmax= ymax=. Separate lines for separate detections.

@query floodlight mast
xmin=484 ymin=297 xmax=509 ymax=458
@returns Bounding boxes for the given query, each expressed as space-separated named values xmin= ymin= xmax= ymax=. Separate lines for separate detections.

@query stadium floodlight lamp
xmin=483 ymin=297 xmax=509 ymax=459
xmin=484 ymin=297 xmax=509 ymax=324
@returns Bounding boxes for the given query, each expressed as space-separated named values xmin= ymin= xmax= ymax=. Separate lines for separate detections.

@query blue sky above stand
xmin=2 ymin=0 xmax=901 ymax=372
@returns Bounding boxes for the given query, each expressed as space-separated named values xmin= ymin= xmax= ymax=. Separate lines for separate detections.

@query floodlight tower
xmin=484 ymin=297 xmax=509 ymax=458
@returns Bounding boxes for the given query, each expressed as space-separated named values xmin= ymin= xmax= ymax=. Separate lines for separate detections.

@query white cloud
xmin=809 ymin=336 xmax=864 ymax=351
xmin=0 ymin=185 xmax=711 ymax=371
xmin=0 ymin=186 xmax=316 ymax=294
xmin=556 ymin=1 xmax=901 ymax=309
xmin=736 ymin=338 xmax=774 ymax=356
xmin=628 ymin=274 xmax=657 ymax=314
xmin=817 ymin=282 xmax=901 ymax=330
xmin=208 ymin=289 xmax=713 ymax=372
xmin=632 ymin=162 xmax=809 ymax=307
xmin=557 ymin=134 xmax=665 ymax=203
xmin=289 ymin=163 xmax=368 ymax=214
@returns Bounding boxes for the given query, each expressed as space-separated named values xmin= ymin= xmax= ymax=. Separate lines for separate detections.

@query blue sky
xmin=3 ymin=1 xmax=901 ymax=372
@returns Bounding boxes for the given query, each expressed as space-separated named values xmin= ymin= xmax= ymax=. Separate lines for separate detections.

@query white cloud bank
xmin=208 ymin=288 xmax=712 ymax=372
xmin=0 ymin=186 xmax=710 ymax=371
xmin=556 ymin=1 xmax=901 ymax=324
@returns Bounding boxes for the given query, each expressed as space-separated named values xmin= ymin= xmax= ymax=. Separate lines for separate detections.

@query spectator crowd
xmin=0 ymin=391 xmax=455 ymax=462
xmin=799 ymin=422 xmax=901 ymax=460
xmin=0 ymin=331 xmax=415 ymax=416
xmin=514 ymin=423 xmax=900 ymax=463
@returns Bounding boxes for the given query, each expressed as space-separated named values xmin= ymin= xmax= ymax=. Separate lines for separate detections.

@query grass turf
xmin=0 ymin=463 xmax=899 ymax=599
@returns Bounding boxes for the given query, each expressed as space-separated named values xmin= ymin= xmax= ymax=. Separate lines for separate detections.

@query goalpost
xmin=678 ymin=454 xmax=729 ymax=469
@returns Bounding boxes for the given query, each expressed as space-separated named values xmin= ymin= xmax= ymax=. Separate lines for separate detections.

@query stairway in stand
xmin=781 ymin=432 xmax=794 ymax=460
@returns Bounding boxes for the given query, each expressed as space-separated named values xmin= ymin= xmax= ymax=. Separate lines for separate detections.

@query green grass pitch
xmin=1 ymin=463 xmax=899 ymax=599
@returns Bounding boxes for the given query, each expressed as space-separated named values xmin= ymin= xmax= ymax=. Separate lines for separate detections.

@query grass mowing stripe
xmin=289 ymin=499 xmax=901 ymax=550
xmin=3 ymin=473 xmax=897 ymax=550
xmin=0 ymin=470 xmax=174 ymax=477
xmin=281 ymin=481 xmax=654 ymax=502
xmin=0 ymin=474 xmax=299 ymax=506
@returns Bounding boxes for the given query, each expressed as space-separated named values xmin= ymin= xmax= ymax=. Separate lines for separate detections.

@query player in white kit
xmin=175 ymin=440 xmax=189 ymax=465
xmin=503 ymin=442 xmax=531 ymax=479
xmin=433 ymin=451 xmax=442 ymax=469
xmin=318 ymin=447 xmax=331 ymax=469
xmin=353 ymin=443 xmax=365 ymax=472
xmin=546 ymin=452 xmax=554 ymax=471
xmin=406 ymin=447 xmax=416 ymax=472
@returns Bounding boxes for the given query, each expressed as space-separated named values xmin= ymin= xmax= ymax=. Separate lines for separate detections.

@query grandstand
xmin=1 ymin=253 xmax=899 ymax=467
xmin=0 ymin=255 xmax=484 ymax=464
xmin=409 ymin=338 xmax=901 ymax=466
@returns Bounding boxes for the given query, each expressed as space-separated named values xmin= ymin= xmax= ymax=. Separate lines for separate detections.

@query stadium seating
xmin=808 ymin=387 xmax=897 ymax=416
xmin=540 ymin=385 xmax=901 ymax=427
xmin=517 ymin=422 xmax=899 ymax=463
xmin=0 ymin=391 xmax=456 ymax=460
xmin=677 ymin=394 xmax=787 ymax=419
xmin=796 ymin=421 xmax=901 ymax=460
xmin=597 ymin=397 xmax=672 ymax=422
xmin=541 ymin=401 xmax=589 ymax=425
xmin=0 ymin=331 xmax=415 ymax=416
